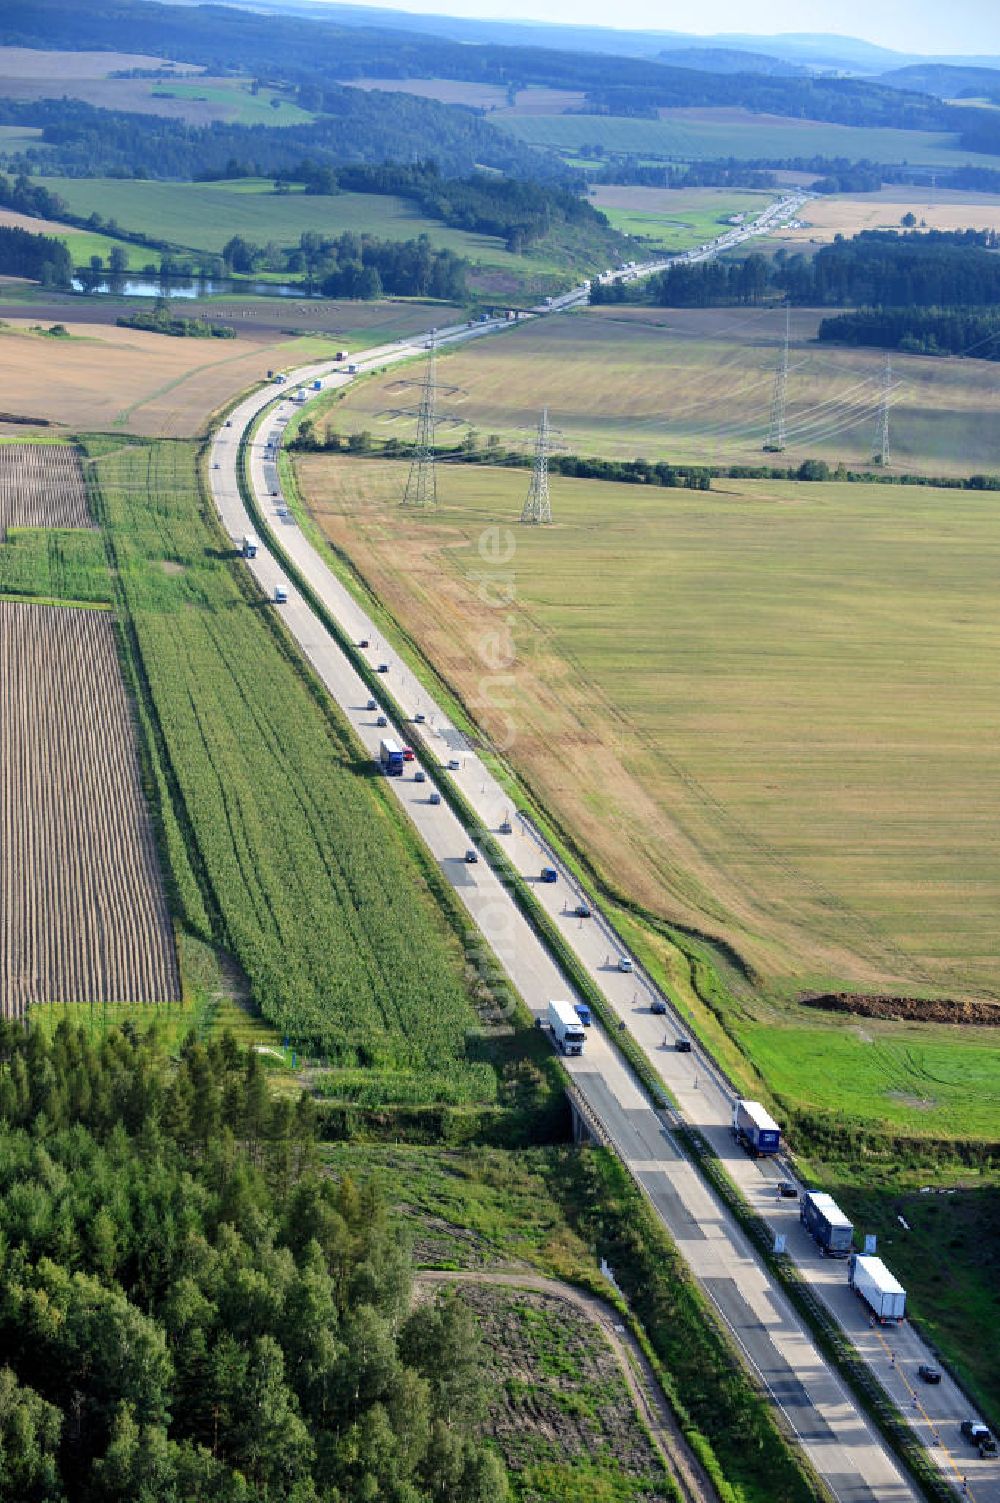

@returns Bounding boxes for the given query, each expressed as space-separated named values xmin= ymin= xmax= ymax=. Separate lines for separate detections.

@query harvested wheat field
xmin=0 ymin=441 xmax=91 ymax=534
xmin=0 ymin=599 xmax=179 ymax=1014
xmin=775 ymin=187 xmax=1000 ymax=244
xmin=327 ymin=304 xmax=1000 ymax=477
xmin=0 ymin=319 xmax=282 ymax=437
xmin=298 ymin=455 xmax=1000 ymax=1005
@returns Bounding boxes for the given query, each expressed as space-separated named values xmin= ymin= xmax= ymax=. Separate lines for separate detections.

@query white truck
xmin=848 ymin=1254 xmax=906 ymax=1322
xmin=242 ymin=534 xmax=259 ymax=559
xmin=547 ymin=999 xmax=586 ymax=1056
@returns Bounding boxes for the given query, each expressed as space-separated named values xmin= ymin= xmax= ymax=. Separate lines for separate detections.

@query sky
xmin=313 ymin=0 xmax=1000 ymax=55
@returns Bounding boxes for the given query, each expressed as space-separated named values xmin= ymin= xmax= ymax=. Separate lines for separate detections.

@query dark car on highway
xmin=917 ymin=1365 xmax=941 ymax=1385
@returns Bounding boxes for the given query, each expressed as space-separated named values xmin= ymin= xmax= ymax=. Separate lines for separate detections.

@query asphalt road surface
xmin=206 ymin=271 xmax=994 ymax=1502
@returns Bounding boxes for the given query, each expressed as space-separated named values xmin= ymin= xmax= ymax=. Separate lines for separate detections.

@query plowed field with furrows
xmin=0 ymin=443 xmax=92 ymax=535
xmin=0 ymin=601 xmax=179 ymax=1013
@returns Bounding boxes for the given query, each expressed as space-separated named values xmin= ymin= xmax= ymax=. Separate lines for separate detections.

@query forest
xmin=591 ymin=229 xmax=1000 ymax=309
xmin=818 ymin=306 xmax=1000 ymax=360
xmin=0 ymin=1019 xmax=506 ymax=1503
xmin=217 ymin=228 xmax=469 ymax=299
xmin=0 ymin=224 xmax=72 ymax=286
xmin=0 ymin=95 xmax=551 ymax=183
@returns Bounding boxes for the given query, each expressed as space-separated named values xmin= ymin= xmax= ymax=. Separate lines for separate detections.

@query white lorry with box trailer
xmin=848 ymin=1254 xmax=906 ymax=1322
xmin=548 ymin=999 xmax=586 ymax=1056
xmin=242 ymin=534 xmax=259 ymax=559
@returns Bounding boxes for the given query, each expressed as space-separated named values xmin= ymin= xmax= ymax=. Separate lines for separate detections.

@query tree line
xmin=579 ymin=72 xmax=961 ymax=133
xmin=0 ymin=1019 xmax=506 ymax=1502
xmin=0 ymin=93 xmax=554 ymax=185
xmin=220 ymin=229 xmax=468 ymax=299
xmin=0 ymin=224 xmax=71 ymax=286
xmin=818 ymin=307 xmax=1000 ymax=361
xmin=595 ymin=230 xmax=1000 ymax=310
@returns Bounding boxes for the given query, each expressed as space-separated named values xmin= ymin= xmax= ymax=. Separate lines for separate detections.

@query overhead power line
xmin=520 ymin=409 xmax=553 ymax=525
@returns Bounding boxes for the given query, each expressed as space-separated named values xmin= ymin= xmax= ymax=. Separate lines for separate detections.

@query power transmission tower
xmin=402 ymin=330 xmax=438 ymax=507
xmin=871 ymin=353 xmax=891 ymax=468
xmin=763 ymin=303 xmax=790 ymax=453
xmin=520 ymin=408 xmax=552 ymax=524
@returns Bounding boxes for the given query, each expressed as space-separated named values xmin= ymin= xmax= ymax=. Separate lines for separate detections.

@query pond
xmin=70 ymin=274 xmax=314 ymax=300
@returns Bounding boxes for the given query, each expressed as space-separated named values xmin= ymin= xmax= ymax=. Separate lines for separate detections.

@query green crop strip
xmin=80 ymin=435 xmax=506 ymax=1113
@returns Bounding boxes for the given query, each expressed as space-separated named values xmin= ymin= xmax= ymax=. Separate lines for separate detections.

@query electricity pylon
xmin=520 ymin=408 xmax=552 ymax=524
xmin=402 ymin=330 xmax=438 ymax=506
xmin=763 ymin=303 xmax=790 ymax=453
xmin=871 ymin=353 xmax=891 ymax=468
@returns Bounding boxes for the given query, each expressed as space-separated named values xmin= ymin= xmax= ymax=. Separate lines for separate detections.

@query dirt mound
xmin=802 ymin=992 xmax=1000 ymax=1026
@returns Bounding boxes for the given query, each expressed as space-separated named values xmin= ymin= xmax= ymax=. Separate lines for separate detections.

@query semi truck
xmin=379 ymin=738 xmax=404 ymax=776
xmin=548 ymin=999 xmax=586 ymax=1056
xmin=800 ymin=1191 xmax=854 ymax=1257
xmin=732 ymin=1099 xmax=781 ymax=1156
xmin=848 ymin=1254 xmax=906 ymax=1322
xmin=242 ymin=534 xmax=259 ymax=559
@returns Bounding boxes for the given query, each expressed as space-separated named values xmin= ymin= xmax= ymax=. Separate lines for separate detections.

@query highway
xmin=206 ymin=224 xmax=994 ymax=1502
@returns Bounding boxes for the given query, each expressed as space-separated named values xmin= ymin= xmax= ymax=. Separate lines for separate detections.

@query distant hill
xmin=878 ymin=63 xmax=1000 ymax=100
xmin=656 ymin=47 xmax=804 ymax=77
xmin=253 ymin=6 xmax=1000 ymax=76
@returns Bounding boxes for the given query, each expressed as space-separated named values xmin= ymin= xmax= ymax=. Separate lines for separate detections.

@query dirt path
xmin=414 ymin=1268 xmax=718 ymax=1503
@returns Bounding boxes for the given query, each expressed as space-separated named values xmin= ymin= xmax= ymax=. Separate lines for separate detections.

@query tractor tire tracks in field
xmin=414 ymin=1268 xmax=718 ymax=1503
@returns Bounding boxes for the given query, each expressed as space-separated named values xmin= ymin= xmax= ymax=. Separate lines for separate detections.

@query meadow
xmin=320 ymin=304 xmax=1000 ymax=478
xmin=344 ymin=77 xmax=587 ymax=115
xmin=296 ymin=454 xmax=1000 ymax=1031
xmin=499 ymin=106 xmax=1000 ymax=171
xmin=590 ymin=185 xmax=780 ymax=252
xmin=739 ymin=1020 xmax=1000 ymax=1141
xmin=0 ymin=47 xmax=310 ymax=127
xmin=33 ymin=176 xmax=583 ymax=286
xmin=84 ymin=436 xmax=503 ymax=1104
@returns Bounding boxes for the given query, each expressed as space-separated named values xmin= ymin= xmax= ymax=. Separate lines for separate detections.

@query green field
xmin=83 ymin=436 xmax=502 ymax=1104
xmin=740 ymin=1020 xmax=1000 ymax=1141
xmin=0 ymin=526 xmax=110 ymax=604
xmin=319 ymin=304 xmax=1000 ymax=478
xmin=147 ymin=80 xmax=314 ymax=126
xmin=297 ymin=454 xmax=1000 ymax=1032
xmin=0 ymin=124 xmax=48 ymax=155
xmin=34 ymin=176 xmax=598 ymax=289
xmin=500 ymin=108 xmax=1000 ymax=171
xmin=591 ymin=186 xmax=778 ymax=252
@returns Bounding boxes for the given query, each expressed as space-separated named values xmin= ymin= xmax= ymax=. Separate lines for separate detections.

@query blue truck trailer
xmin=732 ymin=1099 xmax=781 ymax=1155
xmin=800 ymin=1191 xmax=854 ymax=1257
xmin=379 ymin=738 xmax=404 ymax=776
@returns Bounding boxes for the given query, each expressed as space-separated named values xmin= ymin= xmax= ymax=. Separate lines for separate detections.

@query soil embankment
xmin=802 ymin=992 xmax=1000 ymax=1026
